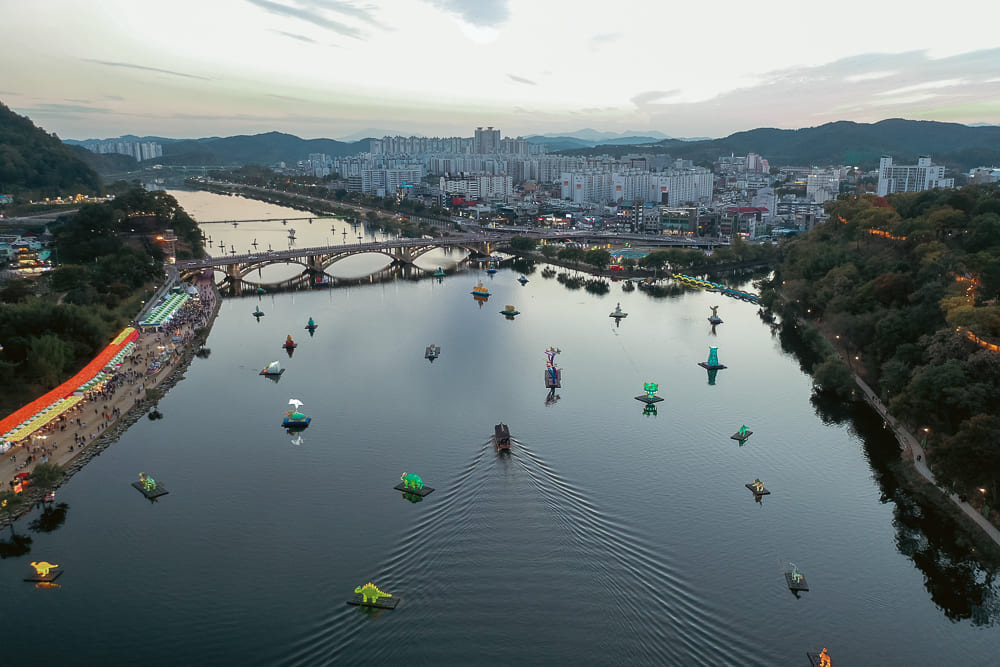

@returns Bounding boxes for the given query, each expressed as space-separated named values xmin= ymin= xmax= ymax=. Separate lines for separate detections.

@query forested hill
xmin=560 ymin=119 xmax=1000 ymax=171
xmin=155 ymin=132 xmax=371 ymax=166
xmin=763 ymin=185 xmax=1000 ymax=513
xmin=0 ymin=102 xmax=103 ymax=200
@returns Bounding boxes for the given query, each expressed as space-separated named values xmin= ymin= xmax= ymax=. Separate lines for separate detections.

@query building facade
xmin=877 ymin=156 xmax=954 ymax=196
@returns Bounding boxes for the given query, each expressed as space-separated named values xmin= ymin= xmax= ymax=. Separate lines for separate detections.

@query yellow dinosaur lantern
xmin=30 ymin=561 xmax=59 ymax=576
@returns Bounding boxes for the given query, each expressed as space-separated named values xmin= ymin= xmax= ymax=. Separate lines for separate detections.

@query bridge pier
xmin=390 ymin=247 xmax=416 ymax=266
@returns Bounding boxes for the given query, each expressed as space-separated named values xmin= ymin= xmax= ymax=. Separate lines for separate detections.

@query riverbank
xmin=791 ymin=313 xmax=1000 ymax=555
xmin=0 ymin=273 xmax=220 ymax=525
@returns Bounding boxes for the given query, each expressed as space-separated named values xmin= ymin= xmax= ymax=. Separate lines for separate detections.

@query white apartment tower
xmin=877 ymin=155 xmax=954 ymax=196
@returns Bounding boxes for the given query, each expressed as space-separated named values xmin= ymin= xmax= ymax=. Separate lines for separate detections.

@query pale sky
xmin=3 ymin=0 xmax=999 ymax=141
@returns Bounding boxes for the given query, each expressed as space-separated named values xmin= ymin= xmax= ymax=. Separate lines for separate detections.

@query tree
xmin=540 ymin=245 xmax=557 ymax=259
xmin=583 ymin=249 xmax=611 ymax=270
xmin=812 ymin=357 xmax=855 ymax=398
xmin=508 ymin=236 xmax=536 ymax=252
xmin=29 ymin=462 xmax=64 ymax=495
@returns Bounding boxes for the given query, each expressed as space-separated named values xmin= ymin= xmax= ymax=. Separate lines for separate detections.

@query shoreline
xmin=795 ymin=314 xmax=1000 ymax=553
xmin=0 ymin=273 xmax=221 ymax=526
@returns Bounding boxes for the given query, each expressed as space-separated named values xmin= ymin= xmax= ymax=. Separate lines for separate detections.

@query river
xmin=1 ymin=189 xmax=997 ymax=666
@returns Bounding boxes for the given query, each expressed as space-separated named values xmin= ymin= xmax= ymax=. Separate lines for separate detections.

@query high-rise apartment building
xmin=474 ymin=127 xmax=501 ymax=154
xmin=877 ymin=156 xmax=954 ymax=196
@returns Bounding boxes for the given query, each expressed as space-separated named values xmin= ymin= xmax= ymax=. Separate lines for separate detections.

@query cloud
xmin=245 ymin=0 xmax=364 ymax=38
xmin=82 ymin=59 xmax=212 ymax=80
xmin=273 ymin=29 xmax=318 ymax=43
xmin=631 ymin=90 xmax=680 ymax=107
xmin=843 ymin=71 xmax=896 ymax=83
xmin=18 ymin=103 xmax=111 ymax=114
xmin=626 ymin=48 xmax=1000 ymax=135
xmin=425 ymin=0 xmax=508 ymax=27
xmin=268 ymin=93 xmax=308 ymax=102
xmin=308 ymin=0 xmax=384 ymax=26
xmin=507 ymin=74 xmax=536 ymax=85
xmin=589 ymin=32 xmax=622 ymax=48
xmin=104 ymin=95 xmax=125 ymax=101
xmin=876 ymin=79 xmax=965 ymax=96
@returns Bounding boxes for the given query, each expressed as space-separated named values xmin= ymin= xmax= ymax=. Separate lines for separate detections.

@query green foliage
xmin=812 ymin=357 xmax=855 ymax=398
xmin=29 ymin=462 xmax=64 ymax=491
xmin=508 ymin=236 xmax=536 ymax=252
xmin=0 ymin=102 xmax=103 ymax=199
xmin=775 ymin=187 xmax=1000 ymax=504
xmin=583 ymin=249 xmax=611 ymax=270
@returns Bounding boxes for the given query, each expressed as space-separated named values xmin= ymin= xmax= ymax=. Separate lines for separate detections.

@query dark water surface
xmin=2 ymin=191 xmax=997 ymax=666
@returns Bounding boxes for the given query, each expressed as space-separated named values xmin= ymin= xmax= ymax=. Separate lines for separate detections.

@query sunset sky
xmin=3 ymin=0 xmax=999 ymax=141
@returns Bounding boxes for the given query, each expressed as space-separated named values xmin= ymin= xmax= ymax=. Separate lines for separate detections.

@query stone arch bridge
xmin=175 ymin=236 xmax=505 ymax=290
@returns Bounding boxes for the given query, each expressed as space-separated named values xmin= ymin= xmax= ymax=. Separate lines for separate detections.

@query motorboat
xmin=493 ymin=423 xmax=511 ymax=451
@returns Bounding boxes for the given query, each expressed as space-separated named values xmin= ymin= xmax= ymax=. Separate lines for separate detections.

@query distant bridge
xmin=197 ymin=216 xmax=337 ymax=226
xmin=176 ymin=236 xmax=500 ymax=290
xmin=176 ymin=230 xmax=729 ymax=291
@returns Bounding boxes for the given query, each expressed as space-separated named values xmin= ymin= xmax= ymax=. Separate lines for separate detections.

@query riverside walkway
xmin=853 ymin=369 xmax=1000 ymax=546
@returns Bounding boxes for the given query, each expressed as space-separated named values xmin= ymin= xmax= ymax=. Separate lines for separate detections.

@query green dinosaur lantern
xmin=400 ymin=472 xmax=423 ymax=490
xmin=139 ymin=472 xmax=157 ymax=492
xmin=355 ymin=582 xmax=392 ymax=605
xmin=643 ymin=382 xmax=659 ymax=400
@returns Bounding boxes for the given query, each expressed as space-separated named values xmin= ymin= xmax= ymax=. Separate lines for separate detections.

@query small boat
xmin=425 ymin=344 xmax=441 ymax=361
xmin=471 ymin=281 xmax=490 ymax=297
xmin=305 ymin=317 xmax=318 ymax=330
xmin=260 ymin=360 xmax=284 ymax=377
xmin=493 ymin=423 xmax=511 ymax=451
xmin=282 ymin=335 xmax=297 ymax=350
xmin=433 ymin=267 xmax=446 ymax=278
xmin=253 ymin=307 xmax=265 ymax=318
xmin=500 ymin=305 xmax=520 ymax=318
xmin=517 ymin=275 xmax=529 ymax=285
xmin=610 ymin=303 xmax=628 ymax=319
xmin=283 ymin=399 xmax=311 ymax=429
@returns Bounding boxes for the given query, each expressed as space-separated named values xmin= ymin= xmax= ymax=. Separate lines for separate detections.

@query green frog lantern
xmin=400 ymin=472 xmax=423 ymax=491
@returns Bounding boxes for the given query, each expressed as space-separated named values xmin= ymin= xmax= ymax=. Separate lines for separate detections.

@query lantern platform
xmin=785 ymin=571 xmax=809 ymax=591
xmin=131 ymin=481 xmax=169 ymax=499
xmin=394 ymin=483 xmax=435 ymax=496
xmin=634 ymin=395 xmax=664 ymax=404
xmin=807 ymin=651 xmax=833 ymax=667
xmin=745 ymin=483 xmax=770 ymax=495
xmin=545 ymin=369 xmax=562 ymax=388
xmin=731 ymin=430 xmax=753 ymax=440
xmin=347 ymin=595 xmax=400 ymax=609
xmin=698 ymin=362 xmax=727 ymax=370
xmin=24 ymin=569 xmax=63 ymax=582
xmin=259 ymin=368 xmax=285 ymax=376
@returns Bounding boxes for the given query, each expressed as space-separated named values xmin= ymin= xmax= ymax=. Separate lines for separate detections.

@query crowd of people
xmin=1 ymin=275 xmax=218 ymax=494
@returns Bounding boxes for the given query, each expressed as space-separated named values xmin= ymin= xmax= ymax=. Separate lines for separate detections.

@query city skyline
xmin=3 ymin=0 xmax=999 ymax=141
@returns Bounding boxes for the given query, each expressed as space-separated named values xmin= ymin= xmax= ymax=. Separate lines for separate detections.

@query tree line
xmin=0 ymin=187 xmax=202 ymax=414
xmin=761 ymin=185 xmax=1000 ymax=510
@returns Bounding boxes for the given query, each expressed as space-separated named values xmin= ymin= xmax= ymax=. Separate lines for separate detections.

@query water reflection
xmin=0 ymin=533 xmax=32 ymax=558
xmin=811 ymin=382 xmax=1000 ymax=626
xmin=29 ymin=502 xmax=69 ymax=533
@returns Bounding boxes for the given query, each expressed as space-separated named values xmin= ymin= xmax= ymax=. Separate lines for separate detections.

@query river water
xmin=1 ymin=189 xmax=997 ymax=666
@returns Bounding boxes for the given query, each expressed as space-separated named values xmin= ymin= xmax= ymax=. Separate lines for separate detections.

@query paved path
xmin=852 ymin=372 xmax=1000 ymax=546
xmin=1 ymin=274 xmax=217 ymax=501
